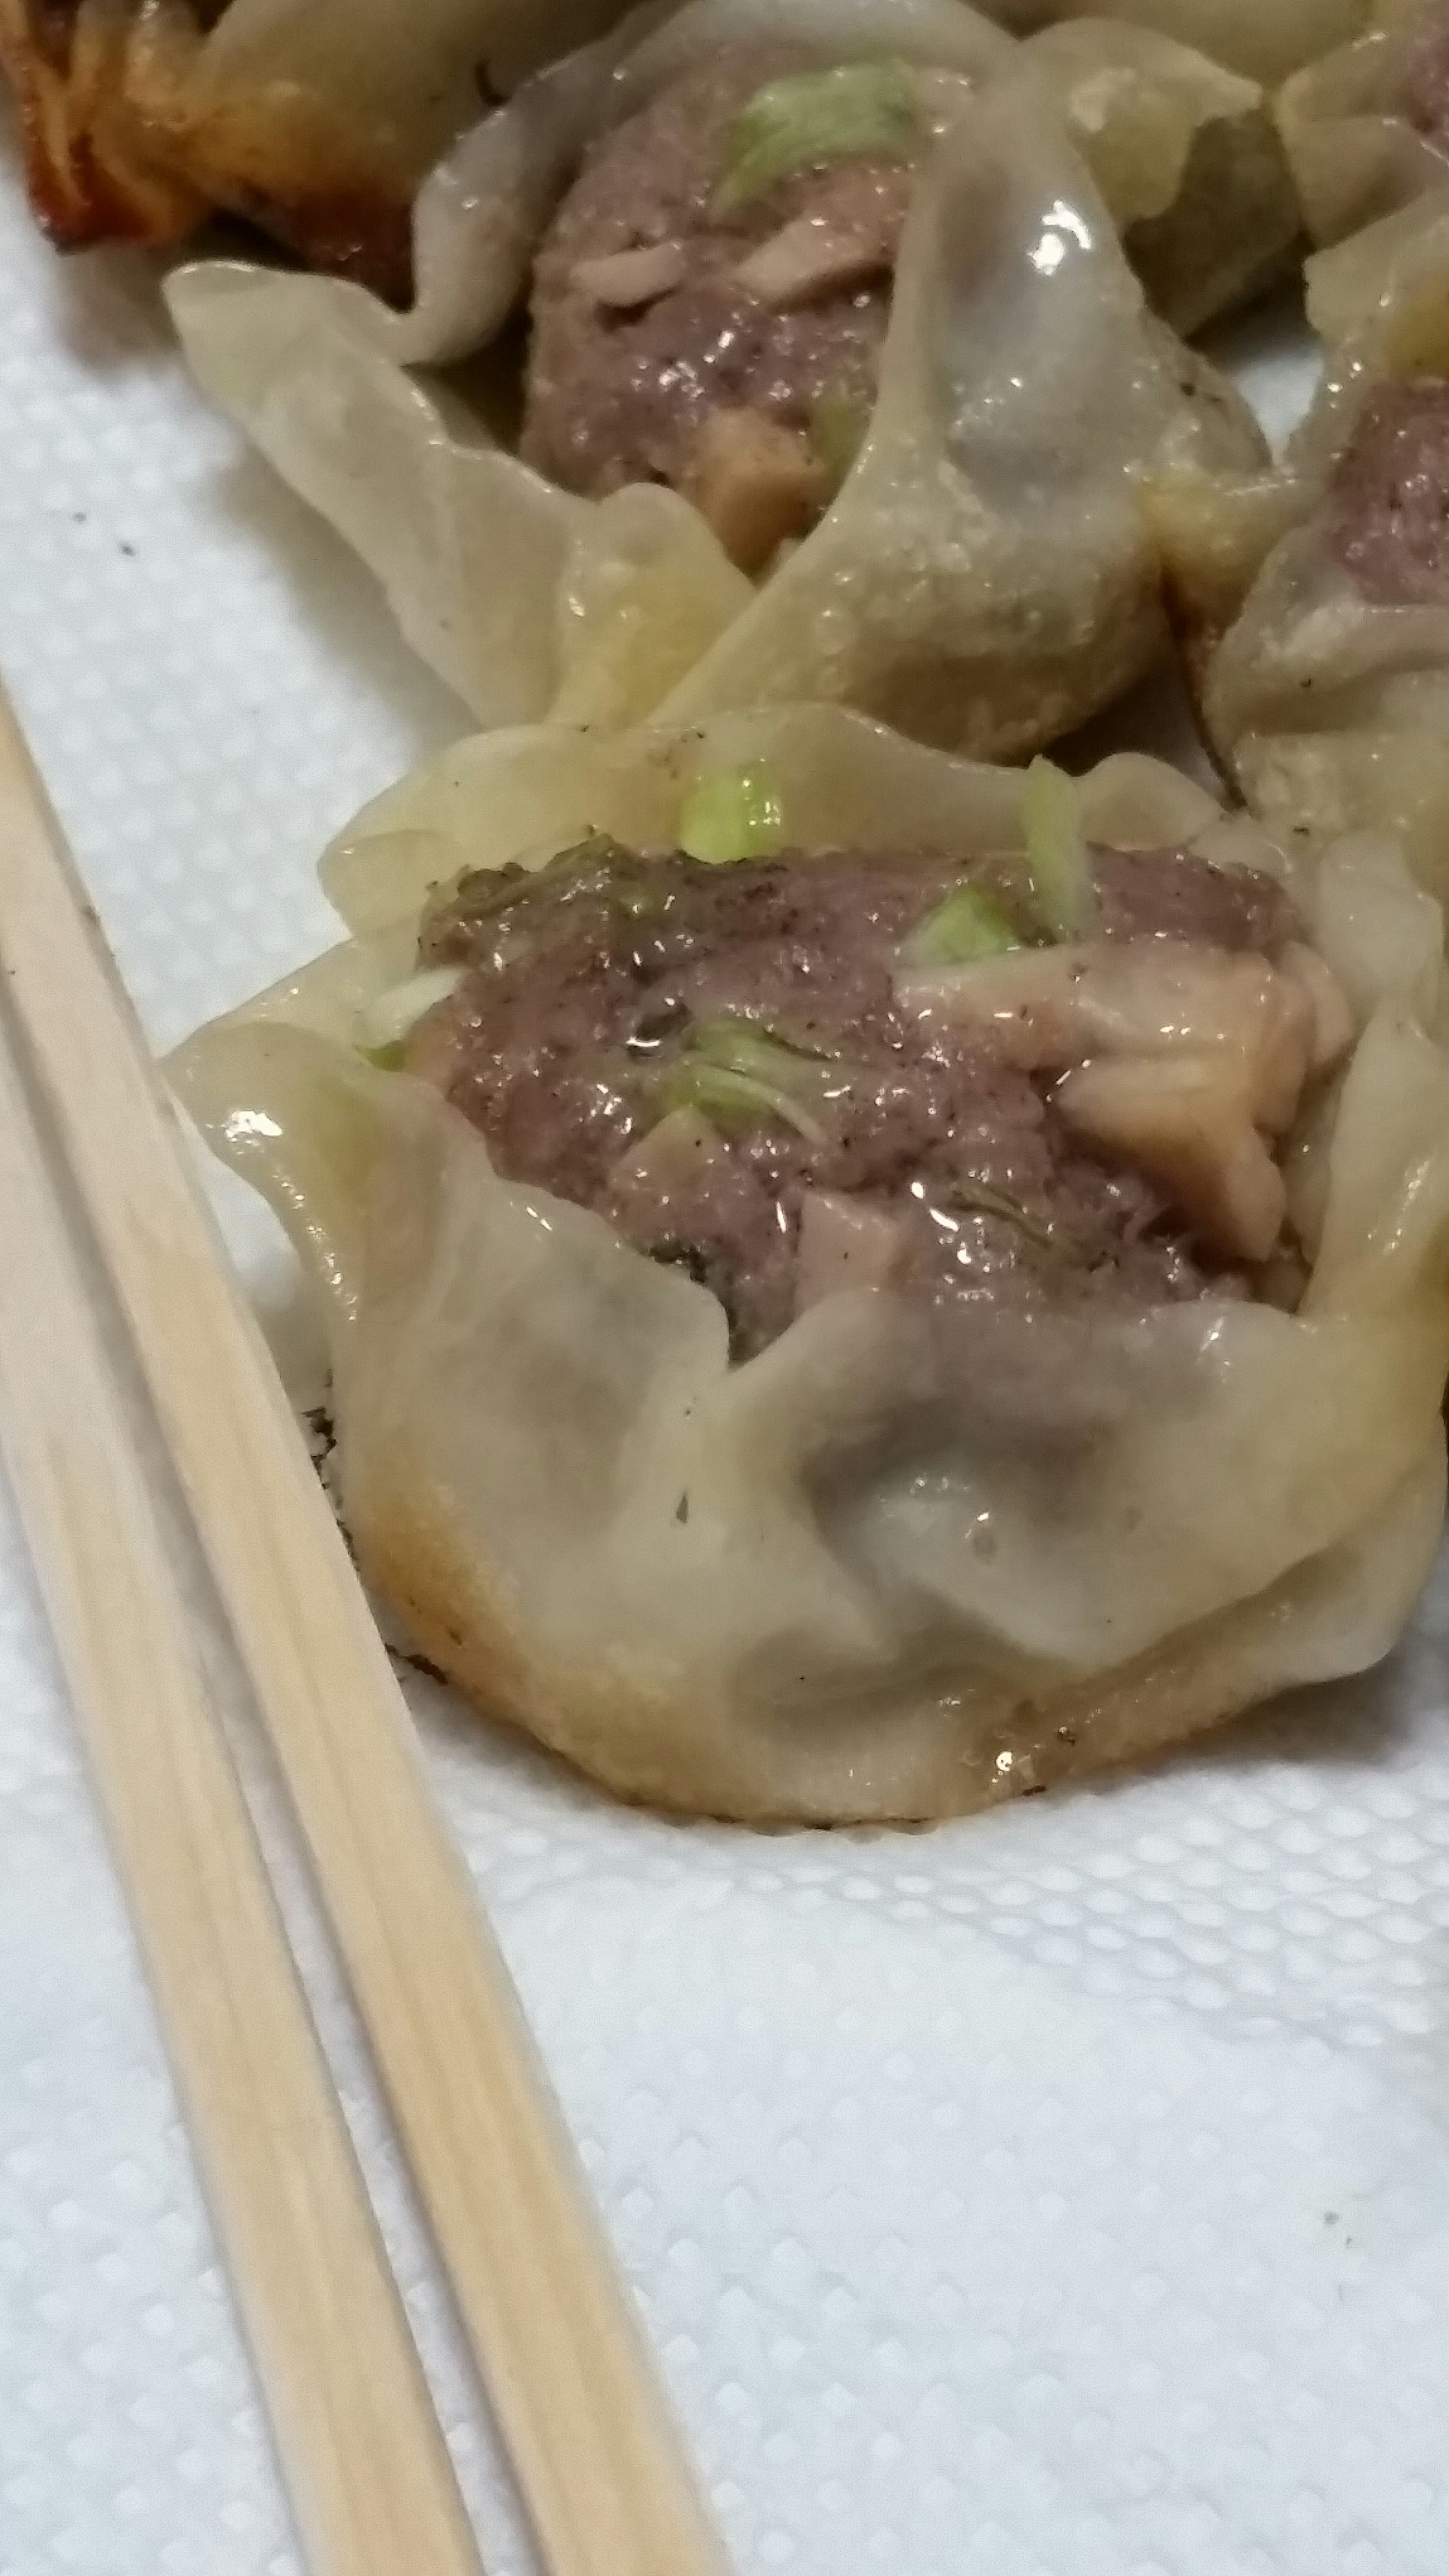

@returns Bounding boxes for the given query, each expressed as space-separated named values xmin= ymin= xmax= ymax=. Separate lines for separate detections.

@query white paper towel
xmin=3 ymin=116 xmax=1449 ymax=2576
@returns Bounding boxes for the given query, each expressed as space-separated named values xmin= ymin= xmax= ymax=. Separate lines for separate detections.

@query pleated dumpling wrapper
xmin=170 ymin=706 xmax=1449 ymax=1826
xmin=1277 ymin=1 xmax=1449 ymax=255
xmin=0 ymin=0 xmax=641 ymax=291
xmin=166 ymin=0 xmax=1263 ymax=758
xmin=1012 ymin=17 xmax=1300 ymax=334
xmin=1160 ymin=192 xmax=1449 ymax=895
xmin=968 ymin=2 xmax=1371 ymax=88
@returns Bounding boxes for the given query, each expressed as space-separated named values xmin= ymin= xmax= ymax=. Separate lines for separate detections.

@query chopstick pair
xmin=0 ymin=681 xmax=726 ymax=2576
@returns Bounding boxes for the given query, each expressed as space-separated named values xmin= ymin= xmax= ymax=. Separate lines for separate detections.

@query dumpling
xmin=1163 ymin=193 xmax=1449 ymax=893
xmin=1012 ymin=18 xmax=1301 ymax=333
xmin=0 ymin=0 xmax=639 ymax=291
xmin=1278 ymin=1 xmax=1449 ymax=254
xmin=970 ymin=3 xmax=1371 ymax=89
xmin=166 ymin=0 xmax=1264 ymax=756
xmin=169 ymin=705 xmax=1449 ymax=1825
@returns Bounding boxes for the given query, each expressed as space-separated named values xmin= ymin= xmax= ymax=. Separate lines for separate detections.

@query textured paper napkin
xmin=3 ymin=121 xmax=1449 ymax=2576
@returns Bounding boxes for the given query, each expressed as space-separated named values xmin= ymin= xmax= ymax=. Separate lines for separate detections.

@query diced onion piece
xmin=680 ymin=409 xmax=828 ymax=574
xmin=1056 ymin=1053 xmax=1286 ymax=1264
xmin=571 ymin=241 xmax=687 ymax=308
xmin=795 ymin=1192 xmax=901 ymax=1311
xmin=897 ymin=944 xmax=1105 ymax=1074
xmin=678 ymin=763 xmax=786 ymax=864
xmin=355 ymin=965 xmax=464 ymax=1059
xmin=611 ymin=1109 xmax=725 ymax=1201
xmin=737 ymin=215 xmax=893 ymax=307
xmin=712 ymin=61 xmax=919 ymax=217
xmin=895 ymin=944 xmax=1103 ymax=1070
xmin=900 ymin=885 xmax=1023 ymax=969
xmin=897 ymin=937 xmax=1318 ymax=1131
xmin=1186 ymin=813 xmax=1287 ymax=879
xmin=691 ymin=1017 xmax=817 ymax=1077
xmin=1020 ymin=756 xmax=1098 ymax=942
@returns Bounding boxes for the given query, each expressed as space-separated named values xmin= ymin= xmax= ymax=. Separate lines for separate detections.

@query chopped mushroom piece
xmin=795 ymin=1190 xmax=903 ymax=1310
xmin=897 ymin=938 xmax=1335 ymax=1131
xmin=570 ymin=242 xmax=689 ymax=309
xmin=896 ymin=943 xmax=1098 ymax=1072
xmin=1055 ymin=1053 xmax=1287 ymax=1265
xmin=680 ymin=408 xmax=829 ymax=573
xmin=736 ymin=213 xmax=899 ymax=308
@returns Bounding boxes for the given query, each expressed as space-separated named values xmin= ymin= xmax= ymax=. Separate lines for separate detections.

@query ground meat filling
xmin=521 ymin=46 xmax=934 ymax=571
xmin=401 ymin=837 xmax=1302 ymax=1360
xmin=1404 ymin=11 xmax=1449 ymax=157
xmin=1330 ymin=376 xmax=1449 ymax=606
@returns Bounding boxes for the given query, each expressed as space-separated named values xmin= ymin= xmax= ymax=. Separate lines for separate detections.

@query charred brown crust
xmin=204 ymin=176 xmax=414 ymax=306
xmin=0 ymin=0 xmax=207 ymax=250
xmin=0 ymin=0 xmax=415 ymax=300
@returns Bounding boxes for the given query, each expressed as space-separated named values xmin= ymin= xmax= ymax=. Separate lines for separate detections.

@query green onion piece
xmin=354 ymin=963 xmax=464 ymax=1060
xmin=712 ymin=61 xmax=919 ymax=218
xmin=648 ymin=1013 xmax=840 ymax=1144
xmin=1019 ymin=757 xmax=1097 ymax=943
xmin=950 ymin=1178 xmax=1088 ymax=1267
xmin=950 ymin=1177 xmax=1058 ymax=1254
xmin=651 ymin=1058 xmax=826 ymax=1146
xmin=678 ymin=764 xmax=786 ymax=865
xmin=901 ymin=885 xmax=1024 ymax=969
xmin=690 ymin=1016 xmax=826 ymax=1077
xmin=809 ymin=389 xmax=871 ymax=491
xmin=428 ymin=833 xmax=631 ymax=934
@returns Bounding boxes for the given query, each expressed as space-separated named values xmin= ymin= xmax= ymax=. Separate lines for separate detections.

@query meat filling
xmin=391 ymin=833 xmax=1320 ymax=1360
xmin=521 ymin=46 xmax=941 ymax=570
xmin=1404 ymin=10 xmax=1449 ymax=158
xmin=1330 ymin=376 xmax=1449 ymax=607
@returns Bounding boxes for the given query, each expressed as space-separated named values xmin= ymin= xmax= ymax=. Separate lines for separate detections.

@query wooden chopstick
xmin=0 ymin=682 xmax=727 ymax=2576
xmin=0 ymin=1013 xmax=484 ymax=2576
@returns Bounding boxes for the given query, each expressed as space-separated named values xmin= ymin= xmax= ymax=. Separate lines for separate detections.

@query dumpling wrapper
xmin=165 ymin=0 xmax=1263 ymax=759
xmin=169 ymin=705 xmax=1449 ymax=1826
xmin=1164 ymin=191 xmax=1449 ymax=898
xmin=968 ymin=2 xmax=1372 ymax=89
xmin=1013 ymin=18 xmax=1301 ymax=334
xmin=0 ymin=0 xmax=644 ymax=287
xmin=1277 ymin=0 xmax=1449 ymax=253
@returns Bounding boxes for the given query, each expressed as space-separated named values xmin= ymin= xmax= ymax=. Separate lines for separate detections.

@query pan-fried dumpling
xmin=0 ymin=0 xmax=638 ymax=291
xmin=1167 ymin=194 xmax=1449 ymax=893
xmin=1013 ymin=19 xmax=1301 ymax=333
xmin=166 ymin=0 xmax=1263 ymax=755
xmin=170 ymin=705 xmax=1449 ymax=1825
xmin=1277 ymin=1 xmax=1449 ymax=254
xmin=971 ymin=3 xmax=1371 ymax=89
